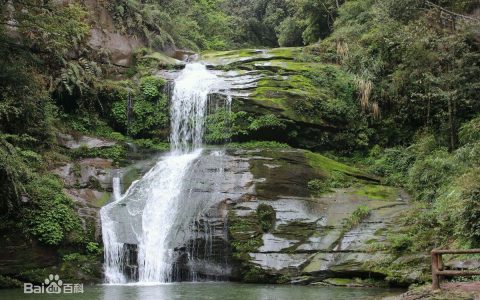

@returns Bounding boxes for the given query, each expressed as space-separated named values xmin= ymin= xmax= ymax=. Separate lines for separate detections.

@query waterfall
xmin=100 ymin=63 xmax=229 ymax=284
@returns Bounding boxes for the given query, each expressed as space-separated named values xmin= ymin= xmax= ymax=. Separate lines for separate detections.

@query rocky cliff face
xmin=208 ymin=148 xmax=428 ymax=286
xmin=104 ymin=147 xmax=429 ymax=286
xmin=84 ymin=0 xmax=146 ymax=68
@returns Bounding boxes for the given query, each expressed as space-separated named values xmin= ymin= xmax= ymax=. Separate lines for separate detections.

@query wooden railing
xmin=424 ymin=1 xmax=480 ymax=30
xmin=431 ymin=249 xmax=480 ymax=290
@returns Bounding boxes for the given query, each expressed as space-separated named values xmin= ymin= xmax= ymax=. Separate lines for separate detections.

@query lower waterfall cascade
xmin=100 ymin=63 xmax=231 ymax=284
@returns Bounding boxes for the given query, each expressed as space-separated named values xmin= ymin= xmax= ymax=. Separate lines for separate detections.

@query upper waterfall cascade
xmin=100 ymin=63 xmax=230 ymax=284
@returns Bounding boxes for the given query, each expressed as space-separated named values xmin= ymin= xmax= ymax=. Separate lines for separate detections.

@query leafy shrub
xmin=308 ymin=179 xmax=331 ymax=195
xmin=86 ymin=242 xmax=102 ymax=255
xmin=407 ymin=149 xmax=456 ymax=202
xmin=140 ymin=76 xmax=166 ymax=100
xmin=256 ymin=204 xmax=276 ymax=232
xmin=0 ymin=136 xmax=30 ymax=213
xmin=368 ymin=147 xmax=416 ymax=186
xmin=343 ymin=205 xmax=371 ymax=232
xmin=205 ymin=111 xmax=249 ymax=144
xmin=459 ymin=115 xmax=480 ymax=146
xmin=248 ymin=114 xmax=286 ymax=131
xmin=71 ymin=145 xmax=126 ymax=163
xmin=133 ymin=139 xmax=170 ymax=151
xmin=389 ymin=234 xmax=414 ymax=253
xmin=457 ymin=169 xmax=480 ymax=245
xmin=23 ymin=175 xmax=81 ymax=245
xmin=308 ymin=172 xmax=353 ymax=195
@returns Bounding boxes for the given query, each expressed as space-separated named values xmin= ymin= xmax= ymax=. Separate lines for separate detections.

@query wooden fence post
xmin=432 ymin=252 xmax=440 ymax=290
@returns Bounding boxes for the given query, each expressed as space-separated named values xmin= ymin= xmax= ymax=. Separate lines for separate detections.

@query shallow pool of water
xmin=0 ymin=282 xmax=403 ymax=300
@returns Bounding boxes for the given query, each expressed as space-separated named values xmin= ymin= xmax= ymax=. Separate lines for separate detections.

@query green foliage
xmin=86 ymin=242 xmax=102 ymax=256
xmin=0 ymin=275 xmax=22 ymax=288
xmin=308 ymin=171 xmax=354 ymax=196
xmin=407 ymin=149 xmax=456 ymax=202
xmin=277 ymin=17 xmax=304 ymax=47
xmin=0 ymin=136 xmax=31 ymax=213
xmin=256 ymin=204 xmax=276 ymax=232
xmin=368 ymin=147 xmax=416 ymax=186
xmin=342 ymin=205 xmax=371 ymax=233
xmin=107 ymin=0 xmax=234 ymax=50
xmin=55 ymin=59 xmax=102 ymax=96
xmin=459 ymin=115 xmax=480 ymax=146
xmin=248 ymin=114 xmax=286 ymax=131
xmin=71 ymin=145 xmax=126 ymax=163
xmin=367 ymin=123 xmax=480 ymax=248
xmin=225 ymin=0 xmax=339 ymax=47
xmin=323 ymin=0 xmax=480 ymax=147
xmin=140 ymin=76 xmax=166 ymax=100
xmin=389 ymin=234 xmax=414 ymax=253
xmin=205 ymin=110 xmax=288 ymax=144
xmin=133 ymin=139 xmax=170 ymax=151
xmin=104 ymin=76 xmax=169 ymax=138
xmin=307 ymin=179 xmax=330 ymax=194
xmin=456 ymin=169 xmax=480 ymax=245
xmin=22 ymin=175 xmax=81 ymax=246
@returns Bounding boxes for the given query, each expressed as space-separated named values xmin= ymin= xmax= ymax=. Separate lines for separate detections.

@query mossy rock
xmin=256 ymin=204 xmax=276 ymax=232
xmin=228 ymin=210 xmax=263 ymax=255
xmin=352 ymin=184 xmax=398 ymax=201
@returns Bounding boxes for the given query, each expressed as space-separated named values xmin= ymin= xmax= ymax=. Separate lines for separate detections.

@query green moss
xmin=91 ymin=192 xmax=111 ymax=208
xmin=274 ymin=221 xmax=316 ymax=242
xmin=256 ymin=204 xmax=276 ymax=232
xmin=305 ymin=150 xmax=360 ymax=176
xmin=202 ymin=47 xmax=301 ymax=66
xmin=308 ymin=169 xmax=357 ymax=196
xmin=268 ymin=47 xmax=302 ymax=58
xmin=231 ymin=239 xmax=262 ymax=253
xmin=228 ymin=210 xmax=263 ymax=255
xmin=353 ymin=184 xmax=397 ymax=200
xmin=242 ymin=266 xmax=268 ymax=283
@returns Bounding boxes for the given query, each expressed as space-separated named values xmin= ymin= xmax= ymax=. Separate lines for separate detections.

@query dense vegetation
xmin=0 ymin=0 xmax=479 ymax=286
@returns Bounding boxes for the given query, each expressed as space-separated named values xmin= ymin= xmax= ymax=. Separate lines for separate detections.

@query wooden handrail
xmin=432 ymin=249 xmax=480 ymax=254
xmin=431 ymin=248 xmax=480 ymax=290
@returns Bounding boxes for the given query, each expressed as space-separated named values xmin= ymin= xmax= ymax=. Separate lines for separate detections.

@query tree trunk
xmin=447 ymin=96 xmax=458 ymax=151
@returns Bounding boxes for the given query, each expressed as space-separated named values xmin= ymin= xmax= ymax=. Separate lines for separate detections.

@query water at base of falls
xmin=101 ymin=63 xmax=230 ymax=284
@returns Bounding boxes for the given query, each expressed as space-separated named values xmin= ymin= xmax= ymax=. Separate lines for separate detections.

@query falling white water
xmin=170 ymin=63 xmax=223 ymax=153
xmin=101 ymin=63 xmax=229 ymax=284
xmin=100 ymin=176 xmax=126 ymax=283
